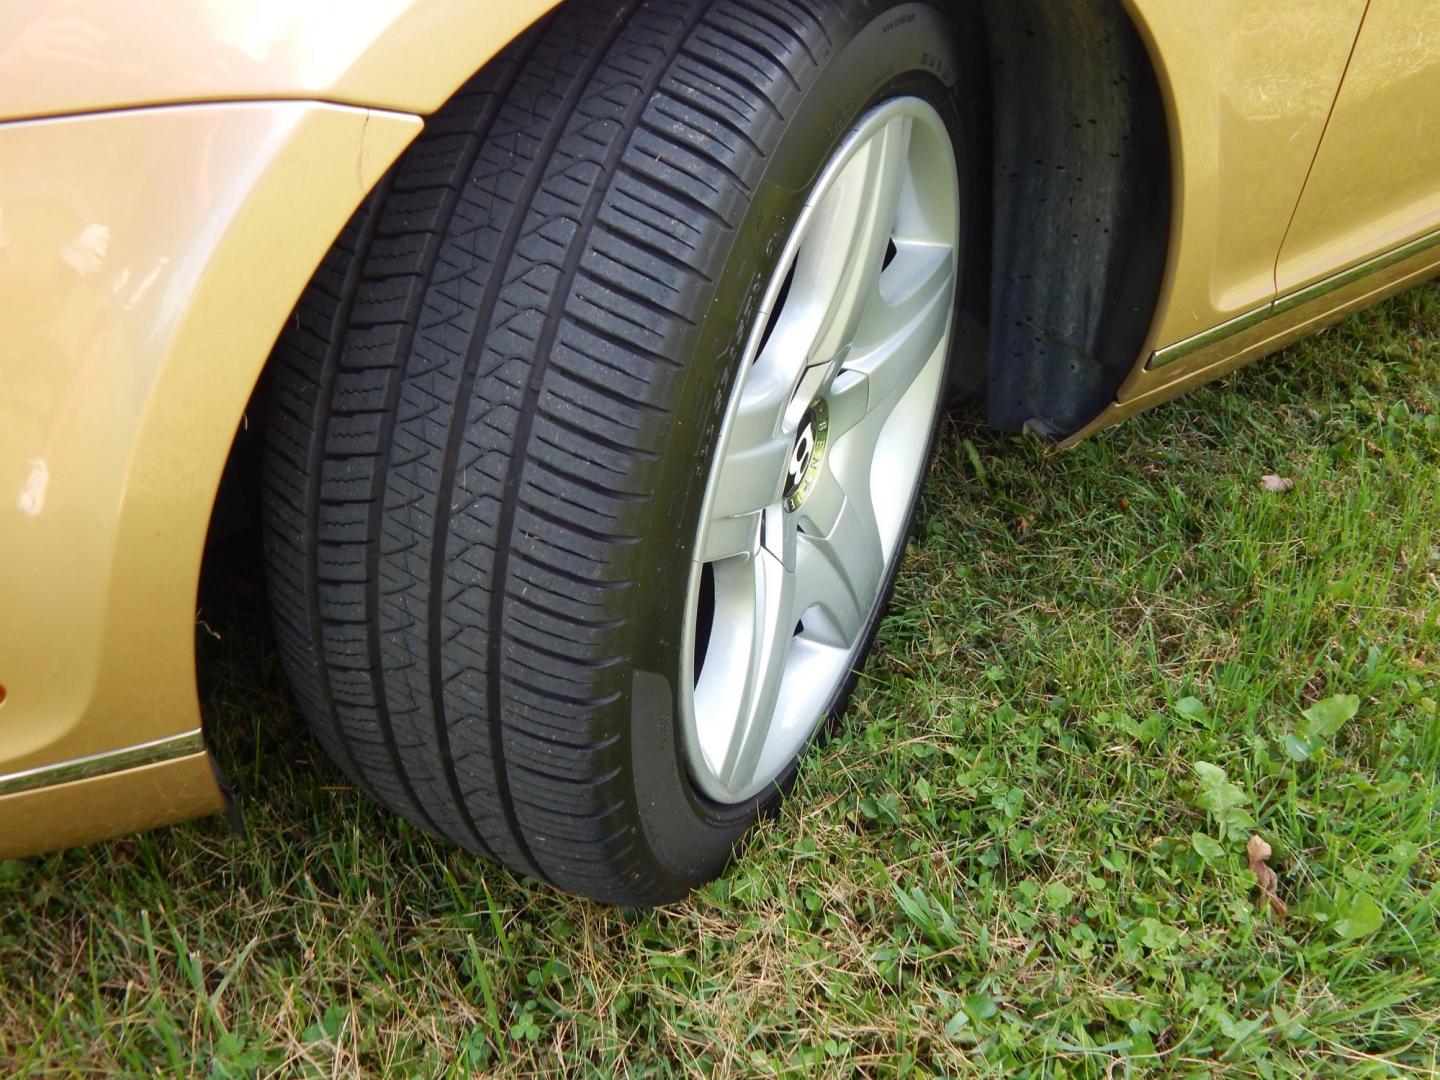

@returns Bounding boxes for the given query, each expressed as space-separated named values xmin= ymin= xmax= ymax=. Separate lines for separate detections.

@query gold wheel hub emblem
xmin=782 ymin=400 xmax=828 ymax=512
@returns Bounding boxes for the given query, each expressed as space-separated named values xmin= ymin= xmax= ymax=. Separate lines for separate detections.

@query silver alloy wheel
xmin=680 ymin=96 xmax=961 ymax=804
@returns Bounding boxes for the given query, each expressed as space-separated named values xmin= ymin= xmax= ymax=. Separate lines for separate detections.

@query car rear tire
xmin=262 ymin=0 xmax=969 ymax=905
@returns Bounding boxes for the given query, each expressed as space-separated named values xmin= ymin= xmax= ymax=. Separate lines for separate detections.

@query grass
xmin=3 ymin=283 xmax=1440 ymax=1077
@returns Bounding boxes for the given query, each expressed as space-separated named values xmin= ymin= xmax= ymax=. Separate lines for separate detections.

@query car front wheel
xmin=262 ymin=0 xmax=968 ymax=905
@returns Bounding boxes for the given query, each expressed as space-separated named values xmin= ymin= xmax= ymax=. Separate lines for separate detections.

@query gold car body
xmin=2 ymin=0 xmax=1437 ymax=856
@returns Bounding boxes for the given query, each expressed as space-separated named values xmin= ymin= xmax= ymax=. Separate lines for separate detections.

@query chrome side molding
xmin=1150 ymin=227 xmax=1440 ymax=370
xmin=0 ymin=730 xmax=206 ymax=797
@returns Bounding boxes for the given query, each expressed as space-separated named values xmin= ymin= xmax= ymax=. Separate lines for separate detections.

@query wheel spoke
xmin=700 ymin=368 xmax=796 ymax=563
xmin=698 ymin=508 xmax=762 ymax=564
xmin=824 ymin=368 xmax=870 ymax=444
xmin=794 ymin=484 xmax=884 ymax=649
xmin=717 ymin=534 xmax=798 ymax=794
xmin=843 ymin=244 xmax=956 ymax=419
xmin=762 ymin=114 xmax=913 ymax=379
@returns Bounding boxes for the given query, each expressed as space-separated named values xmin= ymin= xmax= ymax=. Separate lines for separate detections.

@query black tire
xmin=262 ymin=0 xmax=968 ymax=905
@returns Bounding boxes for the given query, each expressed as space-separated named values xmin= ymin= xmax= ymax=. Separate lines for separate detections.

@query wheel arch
xmin=205 ymin=0 xmax=1182 ymax=557
xmin=975 ymin=0 xmax=1173 ymax=437
xmin=187 ymin=0 xmax=1178 ymax=852
xmin=208 ymin=0 xmax=1181 ymax=591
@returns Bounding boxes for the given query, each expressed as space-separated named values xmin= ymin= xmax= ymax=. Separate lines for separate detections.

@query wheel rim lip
xmin=677 ymin=95 xmax=961 ymax=806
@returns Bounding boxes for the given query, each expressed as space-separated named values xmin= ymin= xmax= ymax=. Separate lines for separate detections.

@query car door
xmin=1118 ymin=0 xmax=1368 ymax=359
xmin=1277 ymin=1 xmax=1440 ymax=294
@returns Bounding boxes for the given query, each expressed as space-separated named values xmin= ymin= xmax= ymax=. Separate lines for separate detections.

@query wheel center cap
xmin=783 ymin=400 xmax=829 ymax=512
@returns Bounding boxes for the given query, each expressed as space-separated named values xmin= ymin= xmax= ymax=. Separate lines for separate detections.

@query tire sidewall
xmin=622 ymin=0 xmax=968 ymax=895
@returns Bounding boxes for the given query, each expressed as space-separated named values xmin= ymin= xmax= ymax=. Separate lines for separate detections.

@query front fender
xmin=0 ymin=102 xmax=419 ymax=789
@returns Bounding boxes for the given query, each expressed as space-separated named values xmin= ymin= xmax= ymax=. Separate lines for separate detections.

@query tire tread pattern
xmin=264 ymin=0 xmax=838 ymax=903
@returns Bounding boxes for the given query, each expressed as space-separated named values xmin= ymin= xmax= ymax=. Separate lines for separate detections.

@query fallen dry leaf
xmin=1260 ymin=474 xmax=1295 ymax=493
xmin=1246 ymin=834 xmax=1288 ymax=917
